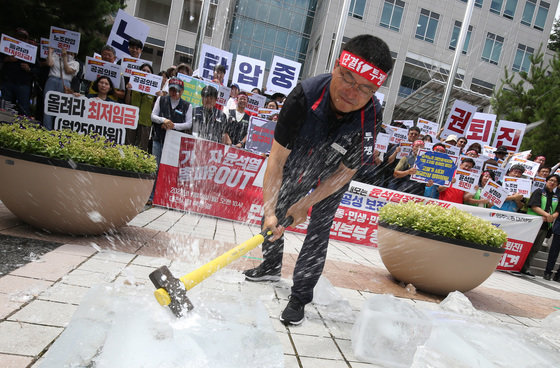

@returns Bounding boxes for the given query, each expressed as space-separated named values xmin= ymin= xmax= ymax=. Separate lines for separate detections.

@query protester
xmin=385 ymin=126 xmax=421 ymax=188
xmin=437 ymin=157 xmax=475 ymax=204
xmin=242 ymin=34 xmax=393 ymax=326
xmin=87 ymin=45 xmax=122 ymax=101
xmin=128 ymin=38 xmax=143 ymax=58
xmin=493 ymin=145 xmax=508 ymax=163
xmin=466 ymin=142 xmax=482 ymax=155
xmin=251 ymin=87 xmax=262 ymax=95
xmin=465 ymin=149 xmax=479 ymax=158
xmin=192 ymin=85 xmax=227 ymax=143
xmin=422 ymin=134 xmax=433 ymax=143
xmin=86 ymin=76 xmax=116 ymax=101
xmin=177 ymin=63 xmax=193 ymax=76
xmin=42 ymin=47 xmax=79 ymax=130
xmin=100 ymin=45 xmax=117 ymax=63
xmin=266 ymin=100 xmax=279 ymax=110
xmin=464 ymin=170 xmax=494 ymax=207
xmin=125 ymin=63 xmax=155 ymax=151
xmin=224 ymin=91 xmax=251 ymax=147
xmin=391 ymin=140 xmax=425 ymax=195
xmin=537 ymin=167 xmax=551 ymax=178
xmin=521 ymin=174 xmax=560 ymax=277
xmin=212 ymin=64 xmax=226 ymax=85
xmin=226 ymin=83 xmax=239 ymax=110
xmin=156 ymin=70 xmax=168 ymax=97
xmin=544 ymin=216 xmax=560 ymax=281
xmin=491 ymin=164 xmax=526 ymax=212
xmin=423 ymin=142 xmax=447 ymax=199
xmin=456 ymin=136 xmax=468 ymax=152
xmin=0 ymin=28 xmax=35 ymax=116
xmin=444 ymin=134 xmax=458 ymax=146
xmin=534 ymin=155 xmax=546 ymax=167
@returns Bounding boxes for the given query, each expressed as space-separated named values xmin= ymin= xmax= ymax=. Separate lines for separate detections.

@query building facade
xmin=125 ymin=0 xmax=558 ymax=122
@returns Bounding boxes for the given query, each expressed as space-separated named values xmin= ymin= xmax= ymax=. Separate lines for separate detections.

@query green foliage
xmin=0 ymin=118 xmax=156 ymax=174
xmin=0 ymin=0 xmax=126 ymax=60
xmin=491 ymin=47 xmax=560 ymax=162
xmin=549 ymin=18 xmax=560 ymax=52
xmin=379 ymin=201 xmax=508 ymax=248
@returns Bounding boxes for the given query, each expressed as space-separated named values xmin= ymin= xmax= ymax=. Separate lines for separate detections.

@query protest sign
xmin=245 ymin=92 xmax=266 ymax=115
xmin=396 ymin=142 xmax=412 ymax=159
xmin=482 ymin=145 xmax=497 ymax=158
xmin=44 ymin=91 xmax=138 ymax=144
xmin=393 ymin=120 xmax=414 ymax=128
xmin=512 ymin=150 xmax=531 ymax=160
xmin=40 ymin=37 xmax=50 ymax=59
xmin=232 ymin=54 xmax=266 ymax=92
xmin=441 ymin=100 xmax=477 ymax=139
xmin=451 ymin=169 xmax=480 ymax=194
xmin=465 ymin=112 xmax=495 ymax=146
xmin=374 ymin=91 xmax=384 ymax=105
xmin=389 ymin=126 xmax=408 ymax=145
xmin=0 ymin=34 xmax=37 ymax=64
xmin=257 ymin=108 xmax=279 ymax=119
xmin=411 ymin=150 xmax=458 ymax=186
xmin=177 ymin=73 xmax=214 ymax=107
xmin=266 ymin=55 xmax=301 ymax=96
xmin=245 ymin=117 xmax=276 ymax=155
xmin=508 ymin=156 xmax=539 ymax=178
xmin=481 ymin=180 xmax=508 ymax=208
xmin=121 ymin=57 xmax=152 ymax=77
xmin=375 ymin=133 xmax=390 ymax=153
xmin=49 ymin=27 xmax=80 ymax=54
xmin=503 ymin=176 xmax=532 ymax=198
xmin=417 ymin=117 xmax=438 ymax=138
xmin=492 ymin=120 xmax=526 ymax=153
xmin=198 ymin=44 xmax=233 ymax=82
xmin=532 ymin=176 xmax=546 ymax=193
xmin=443 ymin=143 xmax=461 ymax=156
xmin=216 ymin=85 xmax=231 ymax=107
xmin=84 ymin=57 xmax=121 ymax=87
xmin=129 ymin=70 xmax=162 ymax=96
xmin=107 ymin=9 xmax=149 ymax=60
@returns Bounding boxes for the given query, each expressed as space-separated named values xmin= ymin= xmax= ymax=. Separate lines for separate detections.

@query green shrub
xmin=0 ymin=119 xmax=157 ymax=174
xmin=379 ymin=201 xmax=507 ymax=248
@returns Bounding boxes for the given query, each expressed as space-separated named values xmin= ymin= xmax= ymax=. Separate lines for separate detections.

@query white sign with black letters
xmin=107 ymin=9 xmax=149 ymax=60
xmin=266 ymin=55 xmax=301 ymax=96
xmin=233 ymin=54 xmax=266 ymax=92
xmin=198 ymin=43 xmax=233 ymax=83
xmin=49 ymin=27 xmax=80 ymax=54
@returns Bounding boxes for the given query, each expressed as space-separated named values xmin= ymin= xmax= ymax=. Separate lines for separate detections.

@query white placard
xmin=216 ymin=85 xmax=231 ymax=107
xmin=503 ymin=176 xmax=532 ymax=198
xmin=532 ymin=177 xmax=546 ymax=193
xmin=245 ymin=92 xmax=266 ymax=115
xmin=443 ymin=143 xmax=461 ymax=156
xmin=417 ymin=117 xmax=438 ymax=138
xmin=389 ymin=126 xmax=408 ymax=145
xmin=49 ymin=27 xmax=80 ymax=54
xmin=40 ymin=37 xmax=50 ymax=59
xmin=198 ymin=44 xmax=233 ymax=83
xmin=465 ymin=112 xmax=496 ymax=146
xmin=491 ymin=120 xmax=526 ymax=153
xmin=84 ymin=57 xmax=121 ymax=87
xmin=396 ymin=142 xmax=412 ymax=159
xmin=451 ymin=169 xmax=480 ymax=194
xmin=129 ymin=70 xmax=162 ymax=96
xmin=245 ymin=117 xmax=276 ymax=155
xmin=0 ymin=34 xmax=37 ymax=63
xmin=393 ymin=120 xmax=414 ymax=128
xmin=480 ymin=179 xmax=509 ymax=208
xmin=232 ymin=54 xmax=266 ymax=92
xmin=375 ymin=133 xmax=390 ymax=153
xmin=107 ymin=9 xmax=149 ymax=60
xmin=266 ymin=55 xmax=301 ymax=96
xmin=508 ymin=156 xmax=540 ymax=178
xmin=441 ymin=100 xmax=477 ymax=139
xmin=120 ymin=57 xmax=152 ymax=77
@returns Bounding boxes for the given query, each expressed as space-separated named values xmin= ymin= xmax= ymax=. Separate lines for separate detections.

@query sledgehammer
xmin=149 ymin=217 xmax=293 ymax=317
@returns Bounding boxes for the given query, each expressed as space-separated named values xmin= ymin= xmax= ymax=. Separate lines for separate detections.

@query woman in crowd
xmin=464 ymin=170 xmax=494 ymax=207
xmin=43 ymin=47 xmax=79 ymax=130
xmin=86 ymin=76 xmax=116 ymax=101
xmin=125 ymin=63 xmax=156 ymax=151
xmin=266 ymin=100 xmax=279 ymax=110
xmin=466 ymin=142 xmax=482 ymax=155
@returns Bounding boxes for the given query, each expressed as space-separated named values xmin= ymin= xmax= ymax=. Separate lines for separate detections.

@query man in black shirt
xmin=243 ymin=35 xmax=393 ymax=325
xmin=192 ymin=86 xmax=227 ymax=143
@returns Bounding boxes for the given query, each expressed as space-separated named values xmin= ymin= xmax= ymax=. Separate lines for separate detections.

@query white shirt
xmin=151 ymin=96 xmax=193 ymax=131
xmin=48 ymin=53 xmax=79 ymax=81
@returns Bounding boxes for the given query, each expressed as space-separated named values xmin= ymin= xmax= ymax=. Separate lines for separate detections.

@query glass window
xmin=180 ymin=0 xmax=218 ymax=36
xmin=380 ymin=0 xmax=405 ymax=32
xmin=534 ymin=1 xmax=549 ymax=30
xmin=349 ymin=0 xmax=367 ymax=20
xmin=481 ymin=32 xmax=504 ymax=65
xmin=512 ymin=44 xmax=534 ymax=72
xmin=521 ymin=0 xmax=537 ymax=25
xmin=136 ymin=0 xmax=172 ymax=25
xmin=415 ymin=9 xmax=439 ymax=43
xmin=490 ymin=0 xmax=503 ymax=13
xmin=503 ymin=0 xmax=518 ymax=19
xmin=475 ymin=0 xmax=484 ymax=7
xmin=449 ymin=21 xmax=472 ymax=54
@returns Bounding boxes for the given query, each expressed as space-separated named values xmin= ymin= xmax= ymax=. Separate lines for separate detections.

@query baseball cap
xmin=445 ymin=134 xmax=458 ymax=143
xmin=201 ymin=85 xmax=218 ymax=98
xmin=168 ymin=78 xmax=184 ymax=91
xmin=494 ymin=146 xmax=508 ymax=154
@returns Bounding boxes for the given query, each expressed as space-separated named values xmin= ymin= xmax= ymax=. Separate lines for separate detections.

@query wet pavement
xmin=1 ymin=201 xmax=560 ymax=367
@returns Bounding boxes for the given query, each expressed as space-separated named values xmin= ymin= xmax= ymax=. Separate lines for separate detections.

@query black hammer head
xmin=149 ymin=265 xmax=194 ymax=317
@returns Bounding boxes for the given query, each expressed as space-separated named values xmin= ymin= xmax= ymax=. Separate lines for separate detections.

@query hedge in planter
xmin=0 ymin=120 xmax=157 ymax=235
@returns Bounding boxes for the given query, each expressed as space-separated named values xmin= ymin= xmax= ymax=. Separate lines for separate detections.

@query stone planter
xmin=0 ymin=148 xmax=155 ymax=235
xmin=378 ymin=221 xmax=505 ymax=295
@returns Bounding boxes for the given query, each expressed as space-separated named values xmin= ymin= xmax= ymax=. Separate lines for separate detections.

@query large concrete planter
xmin=378 ymin=222 xmax=505 ymax=295
xmin=0 ymin=148 xmax=155 ymax=235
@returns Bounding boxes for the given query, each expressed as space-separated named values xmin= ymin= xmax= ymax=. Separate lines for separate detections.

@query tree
xmin=0 ymin=0 xmax=126 ymax=59
xmin=550 ymin=18 xmax=560 ymax=53
xmin=491 ymin=48 xmax=560 ymax=163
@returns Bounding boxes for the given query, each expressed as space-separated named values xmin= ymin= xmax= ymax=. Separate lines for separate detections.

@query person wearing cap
xmin=437 ymin=157 xmax=476 ymax=204
xmin=444 ymin=134 xmax=458 ymax=145
xmin=226 ymin=83 xmax=239 ymax=110
xmin=391 ymin=139 xmax=426 ymax=195
xmin=524 ymin=174 xmax=560 ymax=278
xmin=493 ymin=146 xmax=509 ymax=164
xmin=490 ymin=164 xmax=526 ymax=212
xmin=242 ymin=34 xmax=393 ymax=326
xmin=192 ymin=85 xmax=227 ymax=143
xmin=149 ymin=77 xmax=192 ymax=202
xmin=128 ymin=38 xmax=143 ymax=58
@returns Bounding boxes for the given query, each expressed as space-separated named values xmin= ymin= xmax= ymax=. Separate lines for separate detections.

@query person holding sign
xmin=125 ymin=63 xmax=155 ymax=151
xmin=127 ymin=38 xmax=143 ymax=58
xmin=243 ymin=35 xmax=392 ymax=326
xmin=43 ymin=47 xmax=79 ymax=130
xmin=391 ymin=139 xmax=425 ymax=195
xmin=86 ymin=76 xmax=116 ymax=101
xmin=491 ymin=164 xmax=526 ymax=212
xmin=192 ymin=86 xmax=227 ymax=143
xmin=522 ymin=174 xmax=560 ymax=277
xmin=437 ymin=158 xmax=475 ymax=204
xmin=464 ymin=170 xmax=494 ymax=207
xmin=224 ymin=91 xmax=251 ymax=148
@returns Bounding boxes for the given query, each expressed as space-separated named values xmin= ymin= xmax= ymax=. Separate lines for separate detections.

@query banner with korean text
xmin=492 ymin=120 xmax=526 ymax=152
xmin=266 ymin=55 xmax=301 ymax=96
xmin=44 ymin=91 xmax=139 ymax=144
xmin=107 ymin=9 xmax=150 ymax=60
xmin=155 ymin=131 xmax=541 ymax=271
xmin=465 ymin=112 xmax=496 ymax=146
xmin=232 ymin=54 xmax=266 ymax=92
xmin=198 ymin=44 xmax=233 ymax=82
xmin=84 ymin=57 xmax=121 ymax=87
xmin=129 ymin=70 xmax=162 ymax=96
xmin=49 ymin=27 xmax=80 ymax=54
xmin=441 ymin=100 xmax=477 ymax=140
xmin=0 ymin=34 xmax=37 ymax=64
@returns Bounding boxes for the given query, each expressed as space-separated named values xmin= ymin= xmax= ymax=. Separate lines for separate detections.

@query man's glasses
xmin=338 ymin=67 xmax=376 ymax=97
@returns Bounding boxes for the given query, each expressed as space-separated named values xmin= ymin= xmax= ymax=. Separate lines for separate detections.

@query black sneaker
xmin=543 ymin=272 xmax=552 ymax=281
xmin=280 ymin=296 xmax=305 ymax=326
xmin=243 ymin=264 xmax=281 ymax=282
xmin=554 ymin=273 xmax=560 ymax=282
xmin=521 ymin=270 xmax=535 ymax=277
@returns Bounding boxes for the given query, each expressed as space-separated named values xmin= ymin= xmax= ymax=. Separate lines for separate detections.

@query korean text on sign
xmin=84 ymin=57 xmax=121 ymax=88
xmin=0 ymin=34 xmax=37 ymax=64
xmin=198 ymin=43 xmax=233 ymax=82
xmin=107 ymin=9 xmax=149 ymax=60
xmin=129 ymin=70 xmax=162 ymax=96
xmin=465 ymin=112 xmax=496 ymax=146
xmin=451 ymin=169 xmax=480 ymax=194
xmin=49 ymin=26 xmax=80 ymax=54
xmin=480 ymin=179 xmax=508 ymax=208
xmin=441 ymin=100 xmax=477 ymax=139
xmin=491 ymin=120 xmax=526 ymax=153
xmin=265 ymin=55 xmax=301 ymax=96
xmin=233 ymin=54 xmax=266 ymax=92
